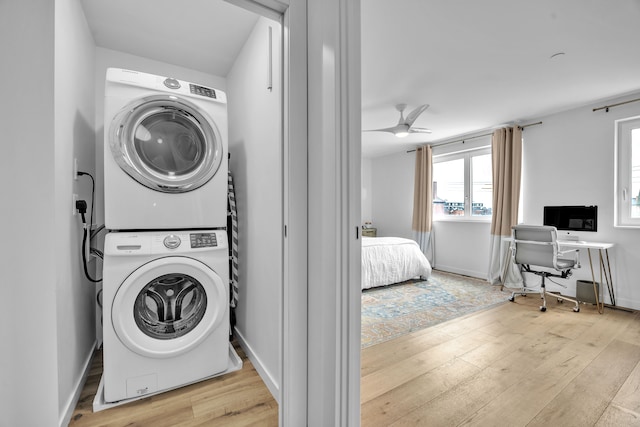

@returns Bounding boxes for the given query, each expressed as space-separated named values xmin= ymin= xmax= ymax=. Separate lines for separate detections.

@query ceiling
xmin=361 ymin=0 xmax=640 ymax=157
xmin=81 ymin=0 xmax=640 ymax=158
xmin=80 ymin=0 xmax=259 ymax=77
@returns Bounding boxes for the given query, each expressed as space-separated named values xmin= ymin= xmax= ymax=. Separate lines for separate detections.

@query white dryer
xmin=104 ymin=68 xmax=228 ymax=230
xmin=102 ymin=229 xmax=229 ymax=403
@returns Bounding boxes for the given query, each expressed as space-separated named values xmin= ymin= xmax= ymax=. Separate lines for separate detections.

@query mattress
xmin=361 ymin=236 xmax=432 ymax=290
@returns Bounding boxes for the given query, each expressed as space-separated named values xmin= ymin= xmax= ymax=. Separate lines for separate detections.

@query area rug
xmin=361 ymin=270 xmax=510 ymax=348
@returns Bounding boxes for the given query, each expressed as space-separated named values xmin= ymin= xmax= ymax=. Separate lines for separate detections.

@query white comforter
xmin=361 ymin=236 xmax=432 ymax=290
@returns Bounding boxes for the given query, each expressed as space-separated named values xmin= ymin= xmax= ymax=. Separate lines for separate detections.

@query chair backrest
xmin=512 ymin=225 xmax=559 ymax=269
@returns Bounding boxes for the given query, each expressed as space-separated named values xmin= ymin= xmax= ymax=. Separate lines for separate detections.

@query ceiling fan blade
xmin=362 ymin=126 xmax=398 ymax=133
xmin=404 ymin=104 xmax=430 ymax=127
xmin=409 ymin=127 xmax=432 ymax=134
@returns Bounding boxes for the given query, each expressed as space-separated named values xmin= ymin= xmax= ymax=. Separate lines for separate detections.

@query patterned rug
xmin=361 ymin=270 xmax=510 ymax=348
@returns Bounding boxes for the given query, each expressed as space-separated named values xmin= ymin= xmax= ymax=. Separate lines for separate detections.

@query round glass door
xmin=134 ymin=273 xmax=207 ymax=340
xmin=109 ymin=95 xmax=223 ymax=193
xmin=112 ymin=257 xmax=226 ymax=358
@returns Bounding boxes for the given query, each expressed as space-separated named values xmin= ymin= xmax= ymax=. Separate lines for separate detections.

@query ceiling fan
xmin=364 ymin=103 xmax=432 ymax=138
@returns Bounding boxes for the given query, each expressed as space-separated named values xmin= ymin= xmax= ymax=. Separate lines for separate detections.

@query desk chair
xmin=509 ymin=225 xmax=581 ymax=312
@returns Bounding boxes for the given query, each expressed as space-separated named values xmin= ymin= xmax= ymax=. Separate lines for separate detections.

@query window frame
xmin=614 ymin=115 xmax=640 ymax=228
xmin=432 ymin=145 xmax=492 ymax=222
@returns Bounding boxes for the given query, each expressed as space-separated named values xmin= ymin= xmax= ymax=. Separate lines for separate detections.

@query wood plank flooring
xmin=361 ymin=293 xmax=640 ymax=427
xmin=71 ymin=291 xmax=639 ymax=426
xmin=69 ymin=342 xmax=278 ymax=426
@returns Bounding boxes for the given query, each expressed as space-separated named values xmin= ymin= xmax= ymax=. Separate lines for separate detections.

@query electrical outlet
xmin=73 ymin=193 xmax=78 ymax=216
xmin=73 ymin=158 xmax=79 ymax=180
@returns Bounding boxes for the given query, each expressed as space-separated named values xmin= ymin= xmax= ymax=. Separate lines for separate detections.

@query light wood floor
xmin=71 ymin=295 xmax=639 ymax=426
xmin=361 ymin=293 xmax=640 ymax=426
xmin=69 ymin=342 xmax=278 ymax=426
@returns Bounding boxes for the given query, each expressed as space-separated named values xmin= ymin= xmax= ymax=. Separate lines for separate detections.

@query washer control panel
xmin=104 ymin=230 xmax=226 ymax=255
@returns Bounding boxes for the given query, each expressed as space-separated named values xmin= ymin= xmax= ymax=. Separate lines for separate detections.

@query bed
xmin=361 ymin=236 xmax=432 ymax=290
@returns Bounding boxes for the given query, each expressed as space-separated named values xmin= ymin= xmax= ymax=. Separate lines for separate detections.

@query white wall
xmin=370 ymin=149 xmax=491 ymax=278
xmin=55 ymin=0 xmax=97 ymax=424
xmin=361 ymin=157 xmax=373 ymax=224
xmin=0 ymin=0 xmax=96 ymax=425
xmin=522 ymin=91 xmax=640 ymax=310
xmin=371 ymin=151 xmax=414 ymax=238
xmin=431 ymin=221 xmax=491 ymax=278
xmin=226 ymin=16 xmax=283 ymax=401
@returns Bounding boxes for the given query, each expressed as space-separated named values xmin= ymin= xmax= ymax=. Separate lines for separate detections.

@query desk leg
xmin=600 ymin=248 xmax=616 ymax=307
xmin=587 ymin=249 xmax=604 ymax=314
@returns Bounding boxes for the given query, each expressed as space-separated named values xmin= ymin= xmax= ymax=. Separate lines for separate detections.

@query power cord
xmin=76 ymin=171 xmax=104 ymax=283
xmin=76 ymin=199 xmax=102 ymax=283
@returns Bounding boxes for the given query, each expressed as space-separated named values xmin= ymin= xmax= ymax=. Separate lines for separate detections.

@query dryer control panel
xmin=190 ymin=232 xmax=217 ymax=248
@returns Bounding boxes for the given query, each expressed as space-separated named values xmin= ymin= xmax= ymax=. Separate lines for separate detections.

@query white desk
xmin=557 ymin=240 xmax=615 ymax=314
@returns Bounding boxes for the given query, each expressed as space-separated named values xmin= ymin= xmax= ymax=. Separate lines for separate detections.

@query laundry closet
xmin=90 ymin=1 xmax=284 ymax=405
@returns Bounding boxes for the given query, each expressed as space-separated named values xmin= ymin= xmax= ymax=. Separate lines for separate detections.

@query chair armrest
xmin=512 ymin=239 xmax=553 ymax=246
xmin=557 ymin=249 xmax=581 ymax=269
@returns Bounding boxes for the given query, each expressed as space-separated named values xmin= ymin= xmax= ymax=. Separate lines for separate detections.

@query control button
xmin=163 ymin=234 xmax=181 ymax=249
xmin=163 ymin=78 xmax=181 ymax=89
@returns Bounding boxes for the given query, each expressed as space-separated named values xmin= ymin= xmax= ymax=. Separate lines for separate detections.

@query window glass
xmin=472 ymin=153 xmax=492 ymax=216
xmin=432 ymin=146 xmax=492 ymax=220
xmin=433 ymin=158 xmax=465 ymax=217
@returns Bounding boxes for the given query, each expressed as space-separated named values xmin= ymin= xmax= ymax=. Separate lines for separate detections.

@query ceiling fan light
xmin=395 ymin=131 xmax=409 ymax=138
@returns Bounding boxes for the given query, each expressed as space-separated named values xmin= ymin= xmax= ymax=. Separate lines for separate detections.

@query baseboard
xmin=434 ymin=265 xmax=487 ymax=281
xmin=233 ymin=327 xmax=280 ymax=404
xmin=610 ymin=296 xmax=640 ymax=312
xmin=59 ymin=340 xmax=97 ymax=427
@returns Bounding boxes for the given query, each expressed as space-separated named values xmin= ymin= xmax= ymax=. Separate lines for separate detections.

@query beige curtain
xmin=487 ymin=127 xmax=522 ymax=284
xmin=412 ymin=145 xmax=433 ymax=261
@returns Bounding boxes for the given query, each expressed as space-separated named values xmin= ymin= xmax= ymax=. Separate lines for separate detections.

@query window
xmin=614 ymin=115 xmax=640 ymax=227
xmin=433 ymin=147 xmax=492 ymax=219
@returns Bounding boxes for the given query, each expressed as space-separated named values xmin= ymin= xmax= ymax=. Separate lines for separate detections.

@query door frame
xmin=226 ymin=1 xmax=361 ymax=425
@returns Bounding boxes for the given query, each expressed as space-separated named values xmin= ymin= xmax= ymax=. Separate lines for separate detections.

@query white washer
xmin=102 ymin=229 xmax=229 ymax=403
xmin=104 ymin=68 xmax=228 ymax=230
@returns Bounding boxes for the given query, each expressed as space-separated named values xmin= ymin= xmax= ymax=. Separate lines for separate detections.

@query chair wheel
xmin=573 ymin=307 xmax=580 ymax=313
xmin=540 ymin=306 xmax=547 ymax=312
xmin=558 ymin=299 xmax=563 ymax=303
xmin=509 ymin=296 xmax=514 ymax=302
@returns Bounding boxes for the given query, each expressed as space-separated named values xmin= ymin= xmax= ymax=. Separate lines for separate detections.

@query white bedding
xmin=361 ymin=236 xmax=432 ymax=290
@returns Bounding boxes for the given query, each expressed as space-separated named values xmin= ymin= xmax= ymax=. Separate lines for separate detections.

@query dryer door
xmin=109 ymin=95 xmax=223 ymax=193
xmin=112 ymin=256 xmax=226 ymax=359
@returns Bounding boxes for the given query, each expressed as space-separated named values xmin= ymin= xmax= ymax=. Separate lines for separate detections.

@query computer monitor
xmin=543 ymin=205 xmax=598 ymax=232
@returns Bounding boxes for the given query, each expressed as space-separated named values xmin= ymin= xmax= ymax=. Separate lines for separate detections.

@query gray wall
xmin=227 ymin=16 xmax=283 ymax=401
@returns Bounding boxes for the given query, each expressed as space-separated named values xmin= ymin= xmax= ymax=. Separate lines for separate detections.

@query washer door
xmin=112 ymin=256 xmax=226 ymax=359
xmin=109 ymin=95 xmax=223 ymax=193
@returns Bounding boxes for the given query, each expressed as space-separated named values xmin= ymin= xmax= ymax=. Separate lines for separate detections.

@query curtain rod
xmin=593 ymin=97 xmax=640 ymax=113
xmin=406 ymin=121 xmax=542 ymax=153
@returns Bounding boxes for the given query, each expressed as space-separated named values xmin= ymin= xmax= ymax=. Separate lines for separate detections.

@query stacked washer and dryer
xmin=101 ymin=68 xmax=233 ymax=403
